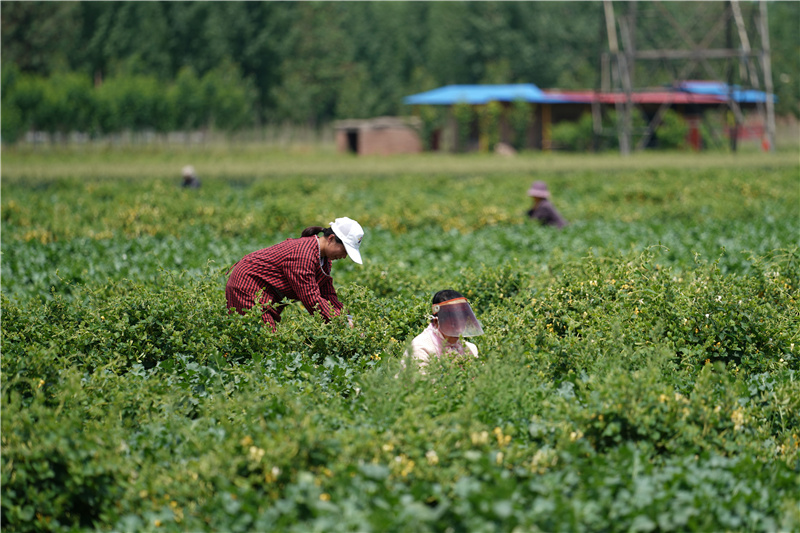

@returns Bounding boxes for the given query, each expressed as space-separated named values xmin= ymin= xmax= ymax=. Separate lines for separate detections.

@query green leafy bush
xmin=416 ymin=105 xmax=446 ymax=152
xmin=1 ymin=151 xmax=798 ymax=531
xmin=0 ymin=68 xmax=255 ymax=140
xmin=35 ymin=73 xmax=95 ymax=136
xmin=655 ymin=109 xmax=690 ymax=149
xmin=478 ymin=101 xmax=502 ymax=152
xmin=200 ymin=62 xmax=256 ymax=132
xmin=1 ymin=98 xmax=25 ymax=144
xmin=4 ymin=73 xmax=46 ymax=134
xmin=510 ymin=99 xmax=533 ymax=151
xmin=453 ymin=102 xmax=474 ymax=152
xmin=551 ymin=112 xmax=595 ymax=152
xmin=2 ymin=371 xmax=126 ymax=532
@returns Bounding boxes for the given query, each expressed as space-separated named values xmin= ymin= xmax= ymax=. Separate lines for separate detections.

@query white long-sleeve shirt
xmin=406 ymin=323 xmax=478 ymax=370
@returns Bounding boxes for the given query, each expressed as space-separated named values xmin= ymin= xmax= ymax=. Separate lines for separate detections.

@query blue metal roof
xmin=405 ymin=82 xmax=774 ymax=106
xmin=404 ymin=84 xmax=570 ymax=105
xmin=676 ymin=81 xmax=775 ymax=103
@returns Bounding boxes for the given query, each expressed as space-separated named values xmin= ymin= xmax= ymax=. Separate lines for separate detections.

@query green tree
xmin=0 ymin=99 xmax=24 ymax=144
xmin=47 ymin=73 xmax=95 ymax=135
xmin=335 ymin=63 xmax=376 ymax=120
xmin=5 ymin=73 xmax=45 ymax=132
xmin=200 ymin=62 xmax=256 ymax=131
xmin=94 ymin=75 xmax=169 ymax=134
xmin=335 ymin=3 xmax=400 ymax=118
xmin=1 ymin=65 xmax=25 ymax=143
xmin=768 ymin=2 xmax=800 ymax=118
xmin=100 ymin=2 xmax=171 ymax=79
xmin=271 ymin=3 xmax=353 ymax=125
xmin=0 ymin=2 xmax=81 ymax=75
xmin=0 ymin=1 xmax=796 ymax=130
xmin=167 ymin=67 xmax=204 ymax=131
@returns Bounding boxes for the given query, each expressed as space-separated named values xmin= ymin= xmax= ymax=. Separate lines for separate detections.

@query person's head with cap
xmin=181 ymin=165 xmax=201 ymax=188
xmin=527 ymin=181 xmax=551 ymax=199
xmin=330 ymin=217 xmax=364 ymax=264
xmin=301 ymin=217 xmax=364 ymax=264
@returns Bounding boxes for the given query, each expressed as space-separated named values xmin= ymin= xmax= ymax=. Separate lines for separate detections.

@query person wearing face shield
xmin=406 ymin=289 xmax=484 ymax=370
xmin=226 ymin=217 xmax=364 ymax=331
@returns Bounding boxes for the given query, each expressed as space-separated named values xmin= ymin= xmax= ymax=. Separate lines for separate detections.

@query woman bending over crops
xmin=405 ymin=290 xmax=484 ymax=370
xmin=226 ymin=217 xmax=364 ymax=331
xmin=526 ymin=181 xmax=567 ymax=229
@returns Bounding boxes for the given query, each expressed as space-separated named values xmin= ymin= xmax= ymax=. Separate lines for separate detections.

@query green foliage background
xmin=1 ymin=148 xmax=799 ymax=531
xmin=2 ymin=1 xmax=798 ymax=140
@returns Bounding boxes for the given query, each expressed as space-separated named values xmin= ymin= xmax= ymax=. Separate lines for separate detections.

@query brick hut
xmin=334 ymin=116 xmax=422 ymax=156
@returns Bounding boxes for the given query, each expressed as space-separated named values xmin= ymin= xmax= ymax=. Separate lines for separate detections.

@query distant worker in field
xmin=181 ymin=165 xmax=201 ymax=189
xmin=226 ymin=217 xmax=364 ymax=331
xmin=405 ymin=289 xmax=483 ymax=371
xmin=526 ymin=180 xmax=567 ymax=228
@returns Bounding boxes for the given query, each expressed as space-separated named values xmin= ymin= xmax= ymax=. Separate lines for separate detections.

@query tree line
xmin=2 ymin=1 xmax=797 ymax=142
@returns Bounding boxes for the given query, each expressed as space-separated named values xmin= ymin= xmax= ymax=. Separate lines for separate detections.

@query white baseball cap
xmin=330 ymin=217 xmax=364 ymax=264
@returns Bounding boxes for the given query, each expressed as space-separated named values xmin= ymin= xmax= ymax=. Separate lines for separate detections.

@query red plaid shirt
xmin=225 ymin=236 xmax=343 ymax=329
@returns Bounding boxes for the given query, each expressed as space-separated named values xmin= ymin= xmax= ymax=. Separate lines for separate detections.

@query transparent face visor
xmin=432 ymin=297 xmax=484 ymax=337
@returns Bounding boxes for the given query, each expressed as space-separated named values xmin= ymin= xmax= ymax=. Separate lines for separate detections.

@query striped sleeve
xmin=283 ymin=240 xmax=336 ymax=321
xmin=319 ymin=259 xmax=344 ymax=313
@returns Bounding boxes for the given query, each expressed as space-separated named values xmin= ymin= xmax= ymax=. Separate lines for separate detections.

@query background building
xmin=334 ymin=117 xmax=422 ymax=156
xmin=402 ymin=82 xmax=774 ymax=153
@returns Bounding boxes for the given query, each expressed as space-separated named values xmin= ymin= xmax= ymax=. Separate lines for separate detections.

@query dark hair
xmin=301 ymin=226 xmax=343 ymax=243
xmin=432 ymin=289 xmax=463 ymax=306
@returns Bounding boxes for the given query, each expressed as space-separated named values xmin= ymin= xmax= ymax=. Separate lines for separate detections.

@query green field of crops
xmin=2 ymin=146 xmax=799 ymax=532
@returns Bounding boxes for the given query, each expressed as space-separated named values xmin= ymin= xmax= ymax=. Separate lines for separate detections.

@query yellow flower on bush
xmin=471 ymin=431 xmax=489 ymax=446
xmin=731 ymin=409 xmax=745 ymax=431
xmin=248 ymin=446 xmax=265 ymax=462
xmin=493 ymin=427 xmax=512 ymax=447
xmin=265 ymin=466 xmax=281 ymax=483
xmin=392 ymin=454 xmax=415 ymax=477
xmin=530 ymin=447 xmax=559 ymax=474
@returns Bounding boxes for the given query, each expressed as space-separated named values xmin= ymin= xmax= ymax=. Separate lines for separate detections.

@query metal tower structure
xmin=601 ymin=0 xmax=776 ymax=154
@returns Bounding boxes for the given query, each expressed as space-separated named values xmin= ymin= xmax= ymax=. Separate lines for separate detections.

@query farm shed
xmin=404 ymin=84 xmax=570 ymax=152
xmin=334 ymin=116 xmax=422 ymax=156
xmin=404 ymin=82 xmax=775 ymax=152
